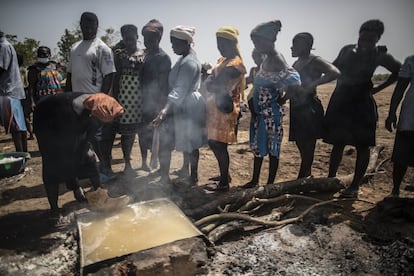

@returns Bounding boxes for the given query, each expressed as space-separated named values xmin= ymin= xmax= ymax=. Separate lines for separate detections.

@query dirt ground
xmin=0 ymin=83 xmax=414 ymax=275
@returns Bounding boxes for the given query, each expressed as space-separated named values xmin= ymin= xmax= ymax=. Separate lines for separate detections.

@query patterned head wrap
xmin=170 ymin=25 xmax=195 ymax=44
xmin=142 ymin=19 xmax=164 ymax=38
xmin=216 ymin=26 xmax=239 ymax=42
xmin=250 ymin=20 xmax=282 ymax=42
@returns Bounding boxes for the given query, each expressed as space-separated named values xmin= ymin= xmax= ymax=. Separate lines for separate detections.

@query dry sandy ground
xmin=0 ymin=83 xmax=414 ymax=275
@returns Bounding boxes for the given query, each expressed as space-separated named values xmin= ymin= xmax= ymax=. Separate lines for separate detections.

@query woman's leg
xmin=242 ymin=156 xmax=263 ymax=188
xmin=296 ymin=139 xmax=316 ymax=179
xmin=180 ymin=152 xmax=190 ymax=177
xmin=391 ymin=162 xmax=407 ymax=196
xmin=208 ymin=140 xmax=230 ymax=187
xmin=189 ymin=149 xmax=199 ymax=184
xmin=349 ymin=145 xmax=370 ymax=191
xmin=328 ymin=144 xmax=345 ymax=177
xmin=157 ymin=125 xmax=173 ymax=183
xmin=11 ymin=129 xmax=27 ymax=152
xmin=137 ymin=126 xmax=151 ymax=171
xmin=121 ymin=134 xmax=135 ymax=171
xmin=267 ymin=155 xmax=279 ymax=184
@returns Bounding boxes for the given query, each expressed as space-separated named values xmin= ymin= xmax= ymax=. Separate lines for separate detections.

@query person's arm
xmin=372 ymin=53 xmax=402 ymax=95
xmin=246 ymin=67 xmax=256 ymax=85
xmin=152 ymin=101 xmax=172 ymax=126
xmin=65 ymin=73 xmax=72 ymax=92
xmin=112 ymin=72 xmax=120 ymax=99
xmin=205 ymin=67 xmax=241 ymax=93
xmin=153 ymin=60 xmax=198 ymax=126
xmin=101 ymin=72 xmax=114 ymax=95
xmin=158 ymin=57 xmax=172 ymax=98
xmin=283 ymin=84 xmax=302 ymax=104
xmin=385 ymin=77 xmax=410 ymax=132
xmin=303 ymin=57 xmax=340 ymax=92
xmin=27 ymin=67 xmax=37 ymax=108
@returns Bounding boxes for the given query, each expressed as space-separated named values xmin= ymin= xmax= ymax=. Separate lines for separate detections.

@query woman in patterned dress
xmin=205 ymin=26 xmax=246 ymax=191
xmin=242 ymin=20 xmax=301 ymax=188
xmin=113 ymin=24 xmax=145 ymax=172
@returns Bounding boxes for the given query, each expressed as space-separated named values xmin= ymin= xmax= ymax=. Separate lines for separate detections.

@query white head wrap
xmin=170 ymin=25 xmax=195 ymax=44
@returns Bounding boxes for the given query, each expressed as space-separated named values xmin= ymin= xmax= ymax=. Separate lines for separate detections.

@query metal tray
xmin=77 ymin=198 xmax=202 ymax=268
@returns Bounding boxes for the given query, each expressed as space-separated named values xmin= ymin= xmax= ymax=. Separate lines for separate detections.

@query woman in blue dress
xmin=242 ymin=20 xmax=301 ymax=188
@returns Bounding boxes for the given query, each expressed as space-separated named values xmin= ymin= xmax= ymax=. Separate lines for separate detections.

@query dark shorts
xmin=391 ymin=131 xmax=414 ymax=167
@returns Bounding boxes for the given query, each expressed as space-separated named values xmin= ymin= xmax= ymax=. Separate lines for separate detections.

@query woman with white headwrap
xmin=153 ymin=25 xmax=205 ymax=186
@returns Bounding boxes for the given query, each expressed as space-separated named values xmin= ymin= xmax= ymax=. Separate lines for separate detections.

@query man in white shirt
xmin=65 ymin=12 xmax=116 ymax=179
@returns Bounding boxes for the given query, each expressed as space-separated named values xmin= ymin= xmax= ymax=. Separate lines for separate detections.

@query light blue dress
xmin=167 ymin=49 xmax=205 ymax=153
xmin=250 ymin=66 xmax=300 ymax=157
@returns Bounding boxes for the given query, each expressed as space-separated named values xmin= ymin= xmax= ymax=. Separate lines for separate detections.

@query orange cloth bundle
xmin=83 ymin=93 xmax=124 ymax=123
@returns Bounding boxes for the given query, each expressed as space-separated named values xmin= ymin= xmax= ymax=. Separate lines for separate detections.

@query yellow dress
xmin=207 ymin=56 xmax=246 ymax=144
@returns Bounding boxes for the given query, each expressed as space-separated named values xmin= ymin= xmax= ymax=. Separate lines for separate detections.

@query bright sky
xmin=1 ymin=0 xmax=413 ymax=73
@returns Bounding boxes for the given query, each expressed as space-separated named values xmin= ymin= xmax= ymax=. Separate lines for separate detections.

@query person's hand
xmin=152 ymin=109 xmax=167 ymax=127
xmin=385 ymin=113 xmax=397 ymax=132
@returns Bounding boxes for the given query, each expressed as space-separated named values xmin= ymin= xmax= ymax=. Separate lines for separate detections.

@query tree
xmin=6 ymin=34 xmax=39 ymax=66
xmin=57 ymin=27 xmax=82 ymax=64
xmin=100 ymin=27 xmax=119 ymax=48
xmin=57 ymin=26 xmax=119 ymax=65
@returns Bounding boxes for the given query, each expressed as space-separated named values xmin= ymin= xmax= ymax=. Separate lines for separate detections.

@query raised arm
xmin=372 ymin=53 xmax=401 ymax=95
xmin=305 ymin=57 xmax=340 ymax=91
xmin=101 ymin=72 xmax=114 ymax=95
xmin=385 ymin=77 xmax=410 ymax=132
xmin=65 ymin=73 xmax=72 ymax=92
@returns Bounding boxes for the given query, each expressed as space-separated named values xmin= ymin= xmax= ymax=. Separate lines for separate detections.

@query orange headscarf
xmin=83 ymin=93 xmax=124 ymax=123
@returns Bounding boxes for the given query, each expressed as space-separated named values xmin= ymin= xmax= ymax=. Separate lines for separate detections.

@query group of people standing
xmin=1 ymin=13 xmax=413 ymax=214
xmin=240 ymin=18 xmax=407 ymax=199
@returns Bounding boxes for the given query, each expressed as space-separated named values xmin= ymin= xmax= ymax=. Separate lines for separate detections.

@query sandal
xmin=204 ymin=183 xmax=229 ymax=192
xmin=172 ymin=168 xmax=189 ymax=177
xmin=339 ymin=188 xmax=359 ymax=198
xmin=240 ymin=181 xmax=258 ymax=189
xmin=404 ymin=184 xmax=414 ymax=192
xmin=208 ymin=175 xmax=232 ymax=183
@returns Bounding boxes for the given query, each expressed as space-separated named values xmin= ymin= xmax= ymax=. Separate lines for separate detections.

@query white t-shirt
xmin=397 ymin=55 xmax=414 ymax=131
xmin=67 ymin=38 xmax=115 ymax=93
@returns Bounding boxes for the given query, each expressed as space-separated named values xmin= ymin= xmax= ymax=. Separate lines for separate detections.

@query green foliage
xmin=372 ymin=74 xmax=390 ymax=82
xmin=100 ymin=27 xmax=119 ymax=48
xmin=6 ymin=34 xmax=39 ymax=66
xmin=57 ymin=27 xmax=82 ymax=64
xmin=57 ymin=26 xmax=119 ymax=64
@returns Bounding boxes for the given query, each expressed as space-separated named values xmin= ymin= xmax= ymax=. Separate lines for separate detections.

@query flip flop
xmin=404 ymin=184 xmax=414 ymax=192
xmin=339 ymin=188 xmax=359 ymax=198
xmin=208 ymin=175 xmax=232 ymax=182
xmin=204 ymin=183 xmax=229 ymax=192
